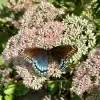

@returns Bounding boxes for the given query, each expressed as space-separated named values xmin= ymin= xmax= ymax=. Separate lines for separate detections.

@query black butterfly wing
xmin=21 ymin=45 xmax=78 ymax=76
xmin=50 ymin=45 xmax=78 ymax=69
xmin=21 ymin=48 xmax=48 ymax=76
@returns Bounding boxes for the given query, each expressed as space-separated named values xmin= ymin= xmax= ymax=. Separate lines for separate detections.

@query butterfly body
xmin=21 ymin=45 xmax=77 ymax=76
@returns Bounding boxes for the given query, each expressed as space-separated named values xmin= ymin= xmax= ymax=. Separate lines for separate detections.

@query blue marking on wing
xmin=32 ymin=54 xmax=48 ymax=76
xmin=59 ymin=59 xmax=68 ymax=71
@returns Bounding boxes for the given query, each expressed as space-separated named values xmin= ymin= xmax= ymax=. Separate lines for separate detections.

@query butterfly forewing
xmin=21 ymin=48 xmax=46 ymax=58
xmin=50 ymin=45 xmax=78 ymax=69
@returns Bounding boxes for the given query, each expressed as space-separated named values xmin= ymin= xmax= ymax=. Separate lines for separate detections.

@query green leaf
xmin=81 ymin=0 xmax=92 ymax=5
xmin=34 ymin=0 xmax=42 ymax=2
xmin=65 ymin=67 xmax=71 ymax=72
xmin=48 ymin=0 xmax=55 ymax=3
xmin=4 ymin=84 xmax=16 ymax=95
xmin=0 ymin=56 xmax=4 ymax=65
xmin=48 ymin=82 xmax=58 ymax=95
xmin=0 ymin=95 xmax=3 ymax=100
xmin=4 ymin=95 xmax=13 ymax=100
xmin=71 ymin=93 xmax=81 ymax=100
xmin=14 ymin=83 xmax=29 ymax=97
xmin=73 ymin=4 xmax=84 ymax=15
xmin=64 ymin=80 xmax=72 ymax=89
xmin=0 ymin=0 xmax=7 ymax=10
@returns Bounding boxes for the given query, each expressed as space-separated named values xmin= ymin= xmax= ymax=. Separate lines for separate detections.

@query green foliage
xmin=63 ymin=79 xmax=72 ymax=89
xmin=48 ymin=81 xmax=58 ymax=95
xmin=4 ymin=95 xmax=13 ymax=100
xmin=71 ymin=93 xmax=81 ymax=100
xmin=0 ymin=56 xmax=3 ymax=65
xmin=0 ymin=95 xmax=3 ymax=100
xmin=4 ymin=84 xmax=16 ymax=95
xmin=41 ymin=0 xmax=92 ymax=15
xmin=0 ymin=82 xmax=29 ymax=100
xmin=0 ymin=0 xmax=7 ymax=10
xmin=0 ymin=20 xmax=18 ymax=55
xmin=92 ymin=0 xmax=100 ymax=45
xmin=49 ymin=0 xmax=55 ymax=3
xmin=14 ymin=82 xmax=30 ymax=97
xmin=0 ymin=0 xmax=15 ymax=18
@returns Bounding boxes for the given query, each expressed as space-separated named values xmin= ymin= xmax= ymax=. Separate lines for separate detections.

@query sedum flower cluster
xmin=72 ymin=47 xmax=100 ymax=97
xmin=2 ymin=21 xmax=66 ymax=90
xmin=7 ymin=0 xmax=34 ymax=11
xmin=62 ymin=14 xmax=96 ymax=63
xmin=20 ymin=2 xmax=64 ymax=29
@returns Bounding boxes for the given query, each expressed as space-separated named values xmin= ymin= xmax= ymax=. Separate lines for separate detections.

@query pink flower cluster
xmin=2 ymin=21 xmax=66 ymax=90
xmin=20 ymin=2 xmax=64 ymax=29
xmin=7 ymin=0 xmax=34 ymax=11
xmin=72 ymin=48 xmax=100 ymax=97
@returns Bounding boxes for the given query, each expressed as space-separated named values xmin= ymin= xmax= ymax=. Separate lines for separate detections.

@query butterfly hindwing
xmin=21 ymin=48 xmax=48 ymax=76
xmin=31 ymin=54 xmax=48 ymax=76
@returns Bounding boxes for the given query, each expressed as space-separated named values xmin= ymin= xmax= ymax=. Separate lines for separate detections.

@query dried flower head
xmin=82 ymin=0 xmax=97 ymax=18
xmin=7 ymin=0 xmax=35 ymax=11
xmin=86 ymin=84 xmax=100 ymax=100
xmin=2 ymin=21 xmax=66 ymax=90
xmin=62 ymin=14 xmax=96 ymax=63
xmin=0 ymin=66 xmax=12 ymax=86
xmin=20 ymin=2 xmax=64 ymax=29
xmin=88 ymin=47 xmax=100 ymax=65
xmin=72 ymin=47 xmax=100 ymax=97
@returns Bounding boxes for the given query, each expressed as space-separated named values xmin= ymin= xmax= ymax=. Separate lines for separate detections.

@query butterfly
xmin=21 ymin=45 xmax=78 ymax=76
